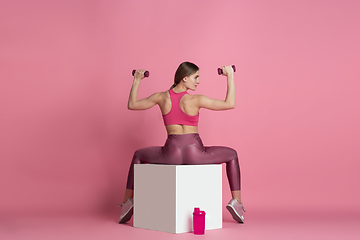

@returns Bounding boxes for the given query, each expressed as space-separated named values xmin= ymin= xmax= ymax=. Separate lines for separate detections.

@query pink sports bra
xmin=162 ymin=89 xmax=199 ymax=126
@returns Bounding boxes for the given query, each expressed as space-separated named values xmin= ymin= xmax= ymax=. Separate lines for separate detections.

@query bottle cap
xmin=193 ymin=207 xmax=205 ymax=215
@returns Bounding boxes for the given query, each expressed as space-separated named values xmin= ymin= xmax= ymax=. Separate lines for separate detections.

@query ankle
xmin=235 ymin=199 xmax=242 ymax=204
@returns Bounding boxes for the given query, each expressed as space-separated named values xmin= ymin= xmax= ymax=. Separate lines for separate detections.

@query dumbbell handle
xmin=218 ymin=65 xmax=236 ymax=75
xmin=132 ymin=69 xmax=149 ymax=78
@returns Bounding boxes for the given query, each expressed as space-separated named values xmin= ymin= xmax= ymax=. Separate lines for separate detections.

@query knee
xmin=132 ymin=150 xmax=142 ymax=164
xmin=229 ymin=148 xmax=238 ymax=160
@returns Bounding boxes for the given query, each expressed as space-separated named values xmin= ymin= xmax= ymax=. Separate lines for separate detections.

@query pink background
xmin=1 ymin=0 xmax=359 ymax=233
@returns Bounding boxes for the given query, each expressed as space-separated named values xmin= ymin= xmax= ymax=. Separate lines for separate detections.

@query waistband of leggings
xmin=167 ymin=133 xmax=200 ymax=138
xmin=165 ymin=133 xmax=201 ymax=146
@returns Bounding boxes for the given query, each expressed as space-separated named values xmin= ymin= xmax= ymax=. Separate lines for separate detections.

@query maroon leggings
xmin=126 ymin=133 xmax=241 ymax=191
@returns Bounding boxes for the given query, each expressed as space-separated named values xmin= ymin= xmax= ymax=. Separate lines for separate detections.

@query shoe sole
xmin=226 ymin=205 xmax=244 ymax=223
xmin=119 ymin=206 xmax=133 ymax=224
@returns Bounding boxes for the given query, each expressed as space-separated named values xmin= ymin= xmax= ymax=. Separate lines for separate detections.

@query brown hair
xmin=170 ymin=62 xmax=199 ymax=89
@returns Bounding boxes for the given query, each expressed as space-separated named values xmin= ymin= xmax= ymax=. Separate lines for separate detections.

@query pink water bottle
xmin=193 ymin=207 xmax=206 ymax=235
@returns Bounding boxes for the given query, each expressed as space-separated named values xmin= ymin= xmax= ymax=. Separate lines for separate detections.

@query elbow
xmin=224 ymin=99 xmax=235 ymax=110
xmin=227 ymin=102 xmax=235 ymax=110
xmin=128 ymin=102 xmax=134 ymax=110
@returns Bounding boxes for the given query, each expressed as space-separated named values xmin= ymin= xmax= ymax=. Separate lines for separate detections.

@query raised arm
xmin=196 ymin=65 xmax=235 ymax=110
xmin=128 ymin=70 xmax=162 ymax=110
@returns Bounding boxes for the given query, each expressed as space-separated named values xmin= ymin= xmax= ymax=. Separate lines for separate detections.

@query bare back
xmin=158 ymin=90 xmax=200 ymax=135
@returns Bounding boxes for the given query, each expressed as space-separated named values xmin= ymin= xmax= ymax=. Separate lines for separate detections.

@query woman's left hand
xmin=133 ymin=69 xmax=147 ymax=81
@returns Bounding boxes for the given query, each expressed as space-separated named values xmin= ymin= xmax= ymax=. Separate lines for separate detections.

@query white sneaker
xmin=118 ymin=198 xmax=133 ymax=223
xmin=226 ymin=199 xmax=246 ymax=223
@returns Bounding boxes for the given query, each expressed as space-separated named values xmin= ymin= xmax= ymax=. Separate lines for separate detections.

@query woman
xmin=119 ymin=62 xmax=245 ymax=224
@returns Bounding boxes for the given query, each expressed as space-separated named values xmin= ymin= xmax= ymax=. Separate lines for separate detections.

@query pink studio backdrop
xmin=1 ymin=0 xmax=359 ymax=217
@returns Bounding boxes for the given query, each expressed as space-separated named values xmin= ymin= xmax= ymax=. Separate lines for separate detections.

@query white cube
xmin=134 ymin=164 xmax=222 ymax=234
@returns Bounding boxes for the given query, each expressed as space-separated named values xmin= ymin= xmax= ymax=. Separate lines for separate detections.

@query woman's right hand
xmin=133 ymin=69 xmax=147 ymax=81
xmin=220 ymin=65 xmax=234 ymax=77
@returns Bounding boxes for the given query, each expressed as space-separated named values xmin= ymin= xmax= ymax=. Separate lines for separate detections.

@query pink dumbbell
xmin=218 ymin=65 xmax=236 ymax=75
xmin=132 ymin=69 xmax=149 ymax=78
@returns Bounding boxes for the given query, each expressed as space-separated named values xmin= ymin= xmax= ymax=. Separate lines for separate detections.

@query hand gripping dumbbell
xmin=132 ymin=69 xmax=150 ymax=78
xmin=217 ymin=65 xmax=236 ymax=75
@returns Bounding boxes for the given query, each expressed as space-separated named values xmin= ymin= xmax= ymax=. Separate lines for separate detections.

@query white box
xmin=134 ymin=164 xmax=222 ymax=234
